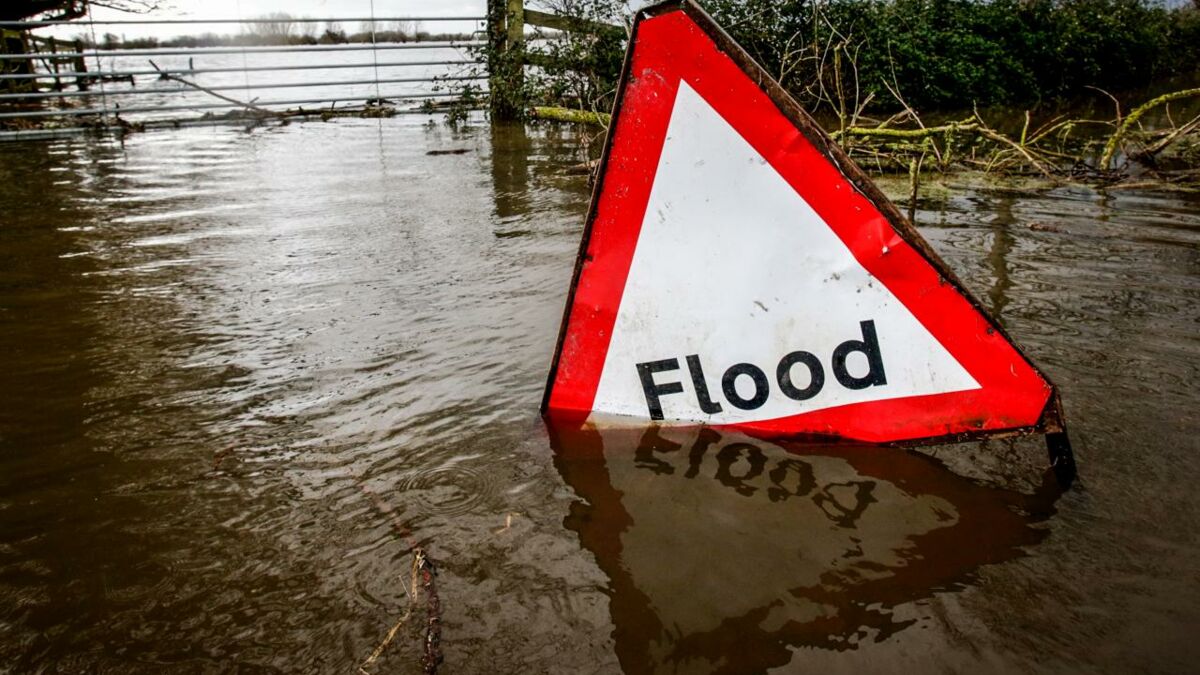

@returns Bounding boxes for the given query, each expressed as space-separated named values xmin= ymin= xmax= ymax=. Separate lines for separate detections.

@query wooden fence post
xmin=49 ymin=37 xmax=63 ymax=92
xmin=1 ymin=29 xmax=36 ymax=96
xmin=506 ymin=0 xmax=525 ymax=52
xmin=1 ymin=30 xmax=11 ymax=96
xmin=487 ymin=0 xmax=525 ymax=121
xmin=505 ymin=0 xmax=525 ymax=113
xmin=73 ymin=39 xmax=89 ymax=91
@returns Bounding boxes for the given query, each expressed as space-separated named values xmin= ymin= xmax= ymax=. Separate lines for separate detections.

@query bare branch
xmin=148 ymin=59 xmax=277 ymax=116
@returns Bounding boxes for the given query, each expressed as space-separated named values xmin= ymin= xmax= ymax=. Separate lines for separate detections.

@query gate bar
xmin=0 ymin=42 xmax=485 ymax=60
xmin=0 ymin=75 xmax=485 ymax=100
xmin=0 ymin=17 xmax=485 ymax=28
xmin=0 ymin=59 xmax=476 ymax=81
xmin=0 ymin=90 xmax=471 ymax=119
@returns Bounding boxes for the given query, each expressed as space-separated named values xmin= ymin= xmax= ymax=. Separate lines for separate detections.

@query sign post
xmin=542 ymin=0 xmax=1075 ymax=486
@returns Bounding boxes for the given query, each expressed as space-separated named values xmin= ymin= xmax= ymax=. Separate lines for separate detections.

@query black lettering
xmin=685 ymin=428 xmax=722 ymax=479
xmin=767 ymin=459 xmax=816 ymax=502
xmin=635 ymin=426 xmax=681 ymax=475
xmin=685 ymin=355 xmax=723 ymax=415
xmin=777 ymin=351 xmax=825 ymax=400
xmin=721 ymin=363 xmax=770 ymax=410
xmin=831 ymin=320 xmax=887 ymax=390
xmin=714 ymin=442 xmax=766 ymax=496
xmin=814 ymin=481 xmax=878 ymax=528
xmin=637 ymin=358 xmax=683 ymax=420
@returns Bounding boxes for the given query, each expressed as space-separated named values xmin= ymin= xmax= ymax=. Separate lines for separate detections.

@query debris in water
xmin=1029 ymin=222 xmax=1063 ymax=233
xmin=492 ymin=512 xmax=520 ymax=534
xmin=357 ymin=546 xmax=442 ymax=674
xmin=418 ymin=548 xmax=443 ymax=675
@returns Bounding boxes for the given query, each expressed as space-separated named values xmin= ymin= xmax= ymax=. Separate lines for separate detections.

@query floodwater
xmin=1 ymin=117 xmax=1198 ymax=674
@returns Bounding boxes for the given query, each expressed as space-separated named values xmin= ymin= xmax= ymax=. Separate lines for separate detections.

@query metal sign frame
xmin=541 ymin=0 xmax=1076 ymax=486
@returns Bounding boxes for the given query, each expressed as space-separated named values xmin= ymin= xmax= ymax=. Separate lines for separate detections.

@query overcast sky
xmin=49 ymin=1 xmax=489 ymax=40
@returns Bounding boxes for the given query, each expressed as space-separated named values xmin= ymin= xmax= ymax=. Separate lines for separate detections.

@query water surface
xmin=1 ymin=118 xmax=1198 ymax=673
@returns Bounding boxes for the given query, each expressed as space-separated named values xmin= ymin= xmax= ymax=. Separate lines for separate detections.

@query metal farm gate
xmin=0 ymin=12 xmax=488 ymax=141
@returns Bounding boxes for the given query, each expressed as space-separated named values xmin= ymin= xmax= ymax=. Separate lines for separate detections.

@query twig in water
xmin=492 ymin=512 xmax=520 ymax=534
xmin=357 ymin=548 xmax=432 ymax=674
xmin=973 ymin=108 xmax=1056 ymax=178
xmin=359 ymin=607 xmax=413 ymax=675
xmin=148 ymin=60 xmax=277 ymax=117
xmin=354 ymin=483 xmax=444 ymax=674
xmin=418 ymin=548 xmax=443 ymax=675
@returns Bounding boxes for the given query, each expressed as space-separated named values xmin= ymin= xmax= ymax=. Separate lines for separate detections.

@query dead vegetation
xmin=535 ymin=85 xmax=1200 ymax=193
xmin=786 ymin=13 xmax=1200 ymax=189
xmin=523 ymin=0 xmax=1200 ymax=192
xmin=529 ymin=10 xmax=1200 ymax=193
xmin=826 ymin=87 xmax=1200 ymax=190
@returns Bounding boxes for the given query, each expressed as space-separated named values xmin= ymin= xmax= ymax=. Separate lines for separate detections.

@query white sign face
xmin=591 ymin=83 xmax=980 ymax=425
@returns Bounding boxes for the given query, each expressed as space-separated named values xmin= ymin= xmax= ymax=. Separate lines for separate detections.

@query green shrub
xmin=704 ymin=0 xmax=1199 ymax=111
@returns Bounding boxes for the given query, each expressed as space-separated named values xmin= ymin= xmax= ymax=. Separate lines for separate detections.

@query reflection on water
xmin=985 ymin=192 xmax=1018 ymax=319
xmin=1 ymin=118 xmax=1198 ymax=672
xmin=550 ymin=423 xmax=1054 ymax=674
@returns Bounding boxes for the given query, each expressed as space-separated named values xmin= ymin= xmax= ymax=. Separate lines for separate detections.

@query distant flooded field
xmin=1 ymin=117 xmax=1198 ymax=673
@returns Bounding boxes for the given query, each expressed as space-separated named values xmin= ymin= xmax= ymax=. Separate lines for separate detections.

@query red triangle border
xmin=542 ymin=0 xmax=1067 ymax=447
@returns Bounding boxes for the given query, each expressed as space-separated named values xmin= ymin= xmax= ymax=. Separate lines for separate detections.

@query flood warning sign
xmin=542 ymin=1 xmax=1067 ymax=447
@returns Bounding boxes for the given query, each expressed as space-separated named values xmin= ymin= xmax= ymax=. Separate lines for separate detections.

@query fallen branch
xmin=1132 ymin=113 xmax=1200 ymax=163
xmin=526 ymin=86 xmax=1196 ymax=187
xmin=149 ymin=60 xmax=278 ymax=117
xmin=531 ymin=106 xmax=610 ymax=126
xmin=832 ymin=120 xmax=976 ymax=140
xmin=1100 ymin=88 xmax=1200 ymax=169
xmin=974 ymin=125 xmax=1055 ymax=179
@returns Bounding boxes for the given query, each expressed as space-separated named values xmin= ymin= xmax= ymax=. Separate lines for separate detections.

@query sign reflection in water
xmin=548 ymin=423 xmax=1059 ymax=673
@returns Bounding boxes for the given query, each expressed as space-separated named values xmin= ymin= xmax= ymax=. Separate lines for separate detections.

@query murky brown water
xmin=1 ymin=118 xmax=1198 ymax=674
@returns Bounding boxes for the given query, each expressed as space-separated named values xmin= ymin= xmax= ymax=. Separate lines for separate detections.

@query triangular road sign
xmin=542 ymin=1 xmax=1074 ymax=481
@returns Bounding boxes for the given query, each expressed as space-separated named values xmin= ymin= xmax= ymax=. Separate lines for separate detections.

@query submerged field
xmin=0 ymin=117 xmax=1198 ymax=672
